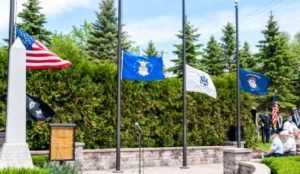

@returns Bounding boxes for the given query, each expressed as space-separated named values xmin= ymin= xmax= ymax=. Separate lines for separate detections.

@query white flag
xmin=186 ymin=65 xmax=217 ymax=98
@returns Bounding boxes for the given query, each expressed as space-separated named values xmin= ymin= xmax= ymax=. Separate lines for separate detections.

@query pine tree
xmin=257 ymin=13 xmax=297 ymax=108
xmin=87 ymin=0 xmax=132 ymax=63
xmin=17 ymin=0 xmax=51 ymax=45
xmin=143 ymin=40 xmax=159 ymax=57
xmin=220 ymin=22 xmax=236 ymax=73
xmin=239 ymin=42 xmax=256 ymax=70
xmin=290 ymin=33 xmax=300 ymax=102
xmin=71 ymin=20 xmax=93 ymax=58
xmin=168 ymin=21 xmax=203 ymax=77
xmin=202 ymin=35 xmax=224 ymax=76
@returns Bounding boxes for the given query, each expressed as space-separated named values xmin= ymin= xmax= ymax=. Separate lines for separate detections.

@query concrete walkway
xmin=83 ymin=163 xmax=223 ymax=174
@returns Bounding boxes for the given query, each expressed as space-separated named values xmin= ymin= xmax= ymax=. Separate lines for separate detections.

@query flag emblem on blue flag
xmin=122 ymin=51 xmax=165 ymax=81
xmin=239 ymin=68 xmax=270 ymax=95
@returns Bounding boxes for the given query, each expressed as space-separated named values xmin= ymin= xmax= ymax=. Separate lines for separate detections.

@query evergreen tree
xmin=71 ymin=20 xmax=93 ymax=58
xmin=168 ymin=21 xmax=203 ymax=77
xmin=220 ymin=22 xmax=236 ymax=73
xmin=202 ymin=35 xmax=224 ymax=76
xmin=239 ymin=42 xmax=256 ymax=70
xmin=290 ymin=33 xmax=300 ymax=104
xmin=257 ymin=13 xmax=297 ymax=109
xmin=143 ymin=40 xmax=160 ymax=57
xmin=87 ymin=0 xmax=132 ymax=63
xmin=17 ymin=0 xmax=51 ymax=45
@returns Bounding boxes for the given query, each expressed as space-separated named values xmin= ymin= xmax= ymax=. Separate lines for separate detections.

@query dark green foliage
xmin=143 ymin=40 xmax=160 ymax=57
xmin=0 ymin=30 xmax=257 ymax=149
xmin=70 ymin=21 xmax=93 ymax=59
xmin=43 ymin=162 xmax=80 ymax=174
xmin=169 ymin=21 xmax=203 ymax=77
xmin=202 ymin=35 xmax=225 ymax=75
xmin=256 ymin=14 xmax=297 ymax=111
xmin=17 ymin=0 xmax=51 ymax=45
xmin=239 ymin=42 xmax=256 ymax=70
xmin=87 ymin=0 xmax=132 ymax=63
xmin=0 ymin=34 xmax=255 ymax=148
xmin=87 ymin=0 xmax=117 ymax=62
xmin=0 ymin=47 xmax=8 ymax=129
xmin=220 ymin=22 xmax=236 ymax=73
xmin=290 ymin=32 xmax=300 ymax=106
xmin=32 ymin=156 xmax=49 ymax=168
xmin=0 ymin=168 xmax=49 ymax=174
xmin=262 ymin=156 xmax=300 ymax=174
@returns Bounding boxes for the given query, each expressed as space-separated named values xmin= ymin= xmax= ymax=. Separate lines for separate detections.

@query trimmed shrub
xmin=0 ymin=45 xmax=255 ymax=149
xmin=262 ymin=156 xmax=300 ymax=174
xmin=0 ymin=168 xmax=49 ymax=174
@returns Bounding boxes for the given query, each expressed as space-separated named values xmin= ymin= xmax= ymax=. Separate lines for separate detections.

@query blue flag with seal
xmin=122 ymin=51 xmax=165 ymax=81
xmin=239 ymin=68 xmax=270 ymax=95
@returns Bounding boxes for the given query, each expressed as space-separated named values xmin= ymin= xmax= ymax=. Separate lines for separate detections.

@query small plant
xmin=43 ymin=162 xmax=81 ymax=174
xmin=32 ymin=156 xmax=49 ymax=168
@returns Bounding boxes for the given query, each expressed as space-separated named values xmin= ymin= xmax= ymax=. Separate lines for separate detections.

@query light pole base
xmin=113 ymin=170 xmax=123 ymax=173
xmin=180 ymin=166 xmax=189 ymax=169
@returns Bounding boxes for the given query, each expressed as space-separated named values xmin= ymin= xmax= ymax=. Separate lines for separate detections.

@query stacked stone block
xmin=223 ymin=148 xmax=252 ymax=174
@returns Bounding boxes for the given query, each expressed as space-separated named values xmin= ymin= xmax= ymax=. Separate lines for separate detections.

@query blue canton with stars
xmin=16 ymin=27 xmax=36 ymax=50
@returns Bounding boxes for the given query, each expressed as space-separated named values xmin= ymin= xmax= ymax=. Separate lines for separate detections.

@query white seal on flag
xmin=248 ymin=77 xmax=257 ymax=88
xmin=138 ymin=61 xmax=149 ymax=76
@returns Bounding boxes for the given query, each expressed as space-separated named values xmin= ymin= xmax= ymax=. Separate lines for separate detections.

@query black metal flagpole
xmin=115 ymin=0 xmax=123 ymax=172
xmin=235 ymin=0 xmax=241 ymax=148
xmin=8 ymin=0 xmax=16 ymax=49
xmin=6 ymin=0 xmax=16 ymax=130
xmin=181 ymin=0 xmax=188 ymax=168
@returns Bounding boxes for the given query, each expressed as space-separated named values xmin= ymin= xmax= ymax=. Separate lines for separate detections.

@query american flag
xmin=272 ymin=100 xmax=279 ymax=129
xmin=16 ymin=27 xmax=72 ymax=69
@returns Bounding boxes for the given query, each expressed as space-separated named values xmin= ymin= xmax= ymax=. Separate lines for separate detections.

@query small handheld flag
xmin=272 ymin=96 xmax=279 ymax=129
xmin=239 ymin=68 xmax=270 ymax=95
xmin=122 ymin=51 xmax=165 ymax=81
xmin=186 ymin=65 xmax=217 ymax=98
xmin=16 ymin=27 xmax=72 ymax=69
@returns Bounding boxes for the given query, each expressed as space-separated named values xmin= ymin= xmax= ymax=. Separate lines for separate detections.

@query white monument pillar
xmin=0 ymin=38 xmax=33 ymax=168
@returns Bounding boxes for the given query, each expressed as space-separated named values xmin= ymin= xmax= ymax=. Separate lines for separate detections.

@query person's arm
xmin=267 ymin=149 xmax=275 ymax=155
xmin=284 ymin=139 xmax=294 ymax=153
xmin=267 ymin=141 xmax=277 ymax=155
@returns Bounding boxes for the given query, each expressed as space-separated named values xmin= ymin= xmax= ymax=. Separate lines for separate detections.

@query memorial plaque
xmin=49 ymin=123 xmax=76 ymax=161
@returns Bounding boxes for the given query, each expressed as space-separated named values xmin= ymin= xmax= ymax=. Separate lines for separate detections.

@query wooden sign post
xmin=49 ymin=123 xmax=76 ymax=161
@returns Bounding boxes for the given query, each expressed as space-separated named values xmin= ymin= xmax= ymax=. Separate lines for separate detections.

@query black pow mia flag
xmin=26 ymin=94 xmax=55 ymax=121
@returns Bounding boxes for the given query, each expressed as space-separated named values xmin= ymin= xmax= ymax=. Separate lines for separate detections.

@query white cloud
xmin=16 ymin=0 xmax=93 ymax=16
xmin=124 ymin=16 xmax=181 ymax=46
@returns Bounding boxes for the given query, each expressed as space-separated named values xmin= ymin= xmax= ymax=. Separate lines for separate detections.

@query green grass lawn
xmin=254 ymin=135 xmax=271 ymax=152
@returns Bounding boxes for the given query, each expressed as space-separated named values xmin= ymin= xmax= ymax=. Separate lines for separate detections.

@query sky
xmin=1 ymin=0 xmax=300 ymax=68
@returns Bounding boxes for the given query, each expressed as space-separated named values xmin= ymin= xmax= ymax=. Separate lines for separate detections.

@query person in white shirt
xmin=281 ymin=130 xmax=296 ymax=156
xmin=263 ymin=130 xmax=283 ymax=158
xmin=283 ymin=115 xmax=298 ymax=134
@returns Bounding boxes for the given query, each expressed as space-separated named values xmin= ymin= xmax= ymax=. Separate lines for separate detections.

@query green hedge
xmin=0 ymin=46 xmax=255 ymax=149
xmin=0 ymin=168 xmax=49 ymax=174
xmin=262 ymin=156 xmax=300 ymax=174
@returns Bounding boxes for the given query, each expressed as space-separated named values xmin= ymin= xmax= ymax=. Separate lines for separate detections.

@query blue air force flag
xmin=122 ymin=51 xmax=165 ymax=81
xmin=239 ymin=68 xmax=270 ymax=95
xmin=186 ymin=65 xmax=217 ymax=98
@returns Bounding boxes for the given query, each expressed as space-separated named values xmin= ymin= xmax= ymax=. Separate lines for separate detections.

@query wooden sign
xmin=49 ymin=123 xmax=76 ymax=161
